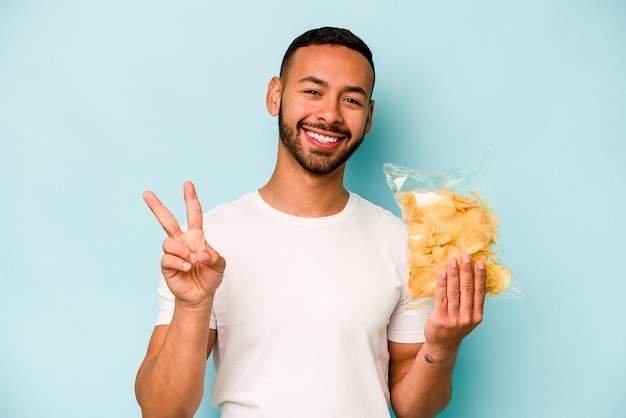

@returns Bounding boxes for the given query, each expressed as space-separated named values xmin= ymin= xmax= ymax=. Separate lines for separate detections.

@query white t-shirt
xmin=156 ymin=191 xmax=431 ymax=418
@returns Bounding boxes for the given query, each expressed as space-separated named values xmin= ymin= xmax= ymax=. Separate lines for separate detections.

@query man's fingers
xmin=446 ymin=257 xmax=461 ymax=314
xmin=143 ymin=191 xmax=182 ymax=238
xmin=473 ymin=259 xmax=487 ymax=322
xmin=161 ymin=253 xmax=193 ymax=274
xmin=434 ymin=270 xmax=448 ymax=317
xmin=197 ymin=248 xmax=226 ymax=274
xmin=183 ymin=181 xmax=204 ymax=232
xmin=161 ymin=237 xmax=197 ymax=275
xmin=162 ymin=237 xmax=197 ymax=262
xmin=161 ymin=239 xmax=225 ymax=275
xmin=458 ymin=253 xmax=475 ymax=317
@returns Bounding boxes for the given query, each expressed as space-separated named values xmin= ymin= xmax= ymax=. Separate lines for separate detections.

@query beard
xmin=278 ymin=109 xmax=366 ymax=175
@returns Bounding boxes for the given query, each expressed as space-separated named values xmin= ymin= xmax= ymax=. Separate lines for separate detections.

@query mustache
xmin=298 ymin=121 xmax=351 ymax=138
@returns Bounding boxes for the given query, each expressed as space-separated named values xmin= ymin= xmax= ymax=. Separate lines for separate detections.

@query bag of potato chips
xmin=383 ymin=150 xmax=523 ymax=305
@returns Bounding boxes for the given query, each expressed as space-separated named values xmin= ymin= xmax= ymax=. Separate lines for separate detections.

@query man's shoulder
xmin=199 ymin=191 xmax=262 ymax=231
xmin=205 ymin=191 xmax=257 ymax=215
xmin=350 ymin=193 xmax=403 ymax=223
xmin=349 ymin=192 xmax=407 ymax=236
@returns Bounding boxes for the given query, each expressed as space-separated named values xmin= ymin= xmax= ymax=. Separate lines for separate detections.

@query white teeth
xmin=308 ymin=130 xmax=338 ymax=143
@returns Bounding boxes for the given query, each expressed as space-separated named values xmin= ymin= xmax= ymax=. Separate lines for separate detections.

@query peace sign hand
xmin=143 ymin=181 xmax=226 ymax=309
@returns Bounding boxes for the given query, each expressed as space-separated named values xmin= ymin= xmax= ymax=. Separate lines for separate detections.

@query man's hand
xmin=388 ymin=254 xmax=486 ymax=418
xmin=424 ymin=253 xmax=486 ymax=353
xmin=143 ymin=181 xmax=226 ymax=308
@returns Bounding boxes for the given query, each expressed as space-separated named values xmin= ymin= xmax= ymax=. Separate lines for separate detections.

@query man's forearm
xmin=136 ymin=300 xmax=214 ymax=418
xmin=390 ymin=342 xmax=459 ymax=418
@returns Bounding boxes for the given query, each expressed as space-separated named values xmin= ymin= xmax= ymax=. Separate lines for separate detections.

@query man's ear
xmin=364 ymin=99 xmax=375 ymax=135
xmin=266 ymin=76 xmax=282 ymax=116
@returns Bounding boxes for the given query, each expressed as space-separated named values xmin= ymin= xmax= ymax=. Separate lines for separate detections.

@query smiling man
xmin=272 ymin=43 xmax=373 ymax=177
xmin=135 ymin=27 xmax=486 ymax=418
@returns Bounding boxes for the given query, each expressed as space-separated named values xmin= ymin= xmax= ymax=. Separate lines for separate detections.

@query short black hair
xmin=280 ymin=27 xmax=375 ymax=91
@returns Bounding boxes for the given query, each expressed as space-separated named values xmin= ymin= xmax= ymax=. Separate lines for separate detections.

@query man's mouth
xmin=300 ymin=122 xmax=351 ymax=149
xmin=306 ymin=130 xmax=340 ymax=144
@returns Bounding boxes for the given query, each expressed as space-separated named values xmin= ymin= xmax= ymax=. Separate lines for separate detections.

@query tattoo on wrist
xmin=424 ymin=354 xmax=435 ymax=364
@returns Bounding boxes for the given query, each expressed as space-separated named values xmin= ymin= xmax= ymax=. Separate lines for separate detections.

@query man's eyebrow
xmin=298 ymin=76 xmax=328 ymax=88
xmin=297 ymin=76 xmax=369 ymax=97
xmin=343 ymin=85 xmax=369 ymax=97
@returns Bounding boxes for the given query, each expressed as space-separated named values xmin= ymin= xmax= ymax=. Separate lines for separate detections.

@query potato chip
xmin=398 ymin=188 xmax=512 ymax=299
xmin=453 ymin=194 xmax=478 ymax=211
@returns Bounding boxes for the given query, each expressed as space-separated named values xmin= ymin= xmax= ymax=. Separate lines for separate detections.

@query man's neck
xmin=258 ymin=164 xmax=349 ymax=218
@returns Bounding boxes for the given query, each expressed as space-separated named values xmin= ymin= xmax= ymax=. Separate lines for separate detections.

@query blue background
xmin=1 ymin=1 xmax=625 ymax=417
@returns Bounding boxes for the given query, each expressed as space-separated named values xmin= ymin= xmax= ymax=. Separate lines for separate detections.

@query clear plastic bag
xmin=383 ymin=150 xmax=523 ymax=306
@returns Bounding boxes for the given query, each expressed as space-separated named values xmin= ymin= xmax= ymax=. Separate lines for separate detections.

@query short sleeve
xmin=387 ymin=293 xmax=432 ymax=343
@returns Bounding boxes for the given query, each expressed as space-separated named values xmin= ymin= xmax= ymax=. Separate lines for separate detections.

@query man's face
xmin=271 ymin=44 xmax=375 ymax=175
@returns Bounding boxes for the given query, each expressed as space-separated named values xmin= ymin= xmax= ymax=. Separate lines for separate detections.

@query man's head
xmin=280 ymin=27 xmax=375 ymax=95
xmin=266 ymin=28 xmax=375 ymax=176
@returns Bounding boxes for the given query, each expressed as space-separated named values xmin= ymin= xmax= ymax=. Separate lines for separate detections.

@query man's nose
xmin=315 ymin=97 xmax=343 ymax=125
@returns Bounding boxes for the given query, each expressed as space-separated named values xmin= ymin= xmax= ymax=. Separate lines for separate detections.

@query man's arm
xmin=135 ymin=312 xmax=217 ymax=418
xmin=389 ymin=254 xmax=485 ymax=418
xmin=135 ymin=182 xmax=226 ymax=418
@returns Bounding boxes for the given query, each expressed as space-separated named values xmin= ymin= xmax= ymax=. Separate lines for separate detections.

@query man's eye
xmin=344 ymin=98 xmax=362 ymax=106
xmin=304 ymin=90 xmax=321 ymax=95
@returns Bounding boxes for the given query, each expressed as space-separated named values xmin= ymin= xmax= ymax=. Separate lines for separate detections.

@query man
xmin=135 ymin=27 xmax=486 ymax=418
